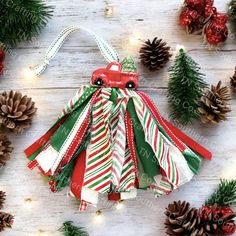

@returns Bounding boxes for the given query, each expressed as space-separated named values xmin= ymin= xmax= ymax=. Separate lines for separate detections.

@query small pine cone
xmin=0 ymin=191 xmax=6 ymax=209
xmin=139 ymin=37 xmax=172 ymax=71
xmin=230 ymin=67 xmax=236 ymax=93
xmin=165 ymin=201 xmax=200 ymax=235
xmin=0 ymin=134 xmax=13 ymax=168
xmin=0 ymin=212 xmax=14 ymax=232
xmin=198 ymin=81 xmax=231 ymax=124
xmin=0 ymin=91 xmax=37 ymax=133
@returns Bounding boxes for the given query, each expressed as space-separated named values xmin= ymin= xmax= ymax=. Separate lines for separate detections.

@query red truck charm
xmin=91 ymin=62 xmax=139 ymax=89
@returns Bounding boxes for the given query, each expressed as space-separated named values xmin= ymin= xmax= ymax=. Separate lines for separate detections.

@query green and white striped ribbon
xmin=30 ymin=25 xmax=120 ymax=76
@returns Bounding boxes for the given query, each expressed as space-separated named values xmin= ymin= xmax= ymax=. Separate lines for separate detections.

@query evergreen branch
xmin=59 ymin=221 xmax=89 ymax=236
xmin=205 ymin=179 xmax=236 ymax=206
xmin=0 ymin=0 xmax=53 ymax=47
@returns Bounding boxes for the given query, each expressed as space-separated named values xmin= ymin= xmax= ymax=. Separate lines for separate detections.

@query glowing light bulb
xmin=116 ymin=200 xmax=124 ymax=210
xmin=176 ymin=44 xmax=185 ymax=52
xmin=24 ymin=197 xmax=33 ymax=209
xmin=129 ymin=35 xmax=140 ymax=46
xmin=94 ymin=210 xmax=103 ymax=223
xmin=105 ymin=5 xmax=114 ymax=17
xmin=37 ymin=229 xmax=48 ymax=236
xmin=22 ymin=67 xmax=36 ymax=80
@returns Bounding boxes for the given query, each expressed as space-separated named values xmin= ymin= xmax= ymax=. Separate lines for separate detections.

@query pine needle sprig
xmin=0 ymin=0 xmax=53 ymax=47
xmin=59 ymin=221 xmax=89 ymax=236
xmin=205 ymin=179 xmax=236 ymax=206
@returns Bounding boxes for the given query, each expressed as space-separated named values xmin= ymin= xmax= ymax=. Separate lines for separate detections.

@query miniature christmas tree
xmin=122 ymin=56 xmax=137 ymax=72
xmin=167 ymin=48 xmax=207 ymax=124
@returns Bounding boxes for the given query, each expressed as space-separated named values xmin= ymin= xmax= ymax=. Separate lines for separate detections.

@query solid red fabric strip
xmin=24 ymin=117 xmax=66 ymax=158
xmin=70 ymin=150 xmax=87 ymax=200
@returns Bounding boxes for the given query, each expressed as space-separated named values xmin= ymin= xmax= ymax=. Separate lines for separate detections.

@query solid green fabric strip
xmin=55 ymin=132 xmax=91 ymax=191
xmin=183 ymin=149 xmax=202 ymax=174
xmin=127 ymin=99 xmax=160 ymax=178
xmin=136 ymin=147 xmax=153 ymax=190
xmin=51 ymin=87 xmax=97 ymax=152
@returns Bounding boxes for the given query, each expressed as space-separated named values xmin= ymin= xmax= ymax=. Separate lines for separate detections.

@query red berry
xmin=0 ymin=50 xmax=5 ymax=63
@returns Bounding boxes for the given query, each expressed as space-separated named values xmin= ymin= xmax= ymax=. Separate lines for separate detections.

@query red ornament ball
xmin=180 ymin=7 xmax=203 ymax=32
xmin=205 ymin=22 xmax=228 ymax=45
xmin=185 ymin=0 xmax=205 ymax=8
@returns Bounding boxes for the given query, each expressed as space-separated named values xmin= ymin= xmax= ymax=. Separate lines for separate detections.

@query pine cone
xmin=139 ymin=37 xmax=172 ymax=71
xmin=0 ymin=191 xmax=6 ymax=210
xmin=0 ymin=212 xmax=14 ymax=232
xmin=0 ymin=134 xmax=13 ymax=168
xmin=165 ymin=201 xmax=200 ymax=235
xmin=0 ymin=91 xmax=37 ymax=133
xmin=230 ymin=67 xmax=236 ymax=93
xmin=198 ymin=81 xmax=231 ymax=124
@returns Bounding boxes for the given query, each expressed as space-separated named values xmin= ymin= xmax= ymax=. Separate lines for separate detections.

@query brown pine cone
xmin=165 ymin=201 xmax=200 ymax=235
xmin=0 ymin=212 xmax=14 ymax=232
xmin=198 ymin=81 xmax=231 ymax=124
xmin=230 ymin=67 xmax=236 ymax=93
xmin=0 ymin=191 xmax=6 ymax=210
xmin=0 ymin=91 xmax=37 ymax=133
xmin=139 ymin=37 xmax=172 ymax=71
xmin=0 ymin=134 xmax=13 ymax=168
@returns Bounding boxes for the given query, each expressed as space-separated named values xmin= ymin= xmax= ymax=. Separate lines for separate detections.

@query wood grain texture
xmin=0 ymin=0 xmax=236 ymax=235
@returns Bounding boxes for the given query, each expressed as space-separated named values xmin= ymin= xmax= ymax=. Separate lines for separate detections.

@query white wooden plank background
xmin=1 ymin=0 xmax=236 ymax=235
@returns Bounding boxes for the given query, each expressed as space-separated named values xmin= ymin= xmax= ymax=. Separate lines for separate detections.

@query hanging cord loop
xmin=31 ymin=25 xmax=120 ymax=76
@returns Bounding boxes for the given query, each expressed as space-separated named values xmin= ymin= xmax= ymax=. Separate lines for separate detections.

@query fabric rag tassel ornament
xmin=24 ymin=26 xmax=212 ymax=211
